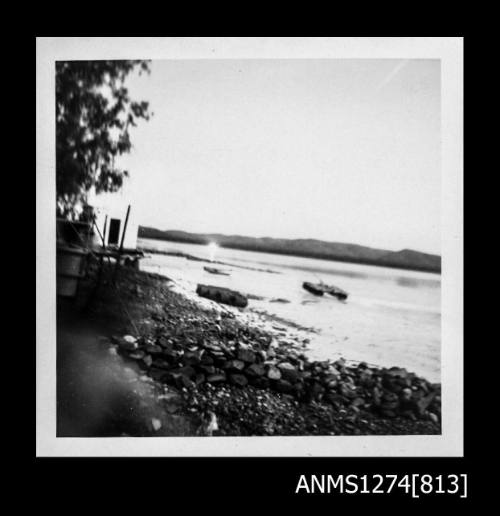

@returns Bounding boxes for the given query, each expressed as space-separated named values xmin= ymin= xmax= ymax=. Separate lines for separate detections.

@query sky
xmin=109 ymin=59 xmax=441 ymax=255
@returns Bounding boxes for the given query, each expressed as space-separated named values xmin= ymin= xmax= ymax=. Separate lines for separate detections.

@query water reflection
xmin=396 ymin=276 xmax=440 ymax=289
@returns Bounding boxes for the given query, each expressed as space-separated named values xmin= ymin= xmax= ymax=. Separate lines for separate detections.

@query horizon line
xmin=138 ymin=225 xmax=441 ymax=258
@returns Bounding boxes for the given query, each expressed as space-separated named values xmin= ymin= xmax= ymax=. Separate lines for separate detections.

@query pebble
xmin=151 ymin=418 xmax=162 ymax=431
xmin=428 ymin=412 xmax=439 ymax=423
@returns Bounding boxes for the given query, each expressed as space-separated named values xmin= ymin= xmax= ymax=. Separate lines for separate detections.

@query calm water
xmin=138 ymin=237 xmax=441 ymax=382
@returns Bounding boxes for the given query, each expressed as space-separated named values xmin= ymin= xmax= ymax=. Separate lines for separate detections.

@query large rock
xmin=414 ymin=391 xmax=436 ymax=417
xmin=162 ymin=349 xmax=179 ymax=362
xmin=176 ymin=375 xmax=195 ymax=390
xmin=196 ymin=284 xmax=248 ymax=308
xmin=183 ymin=351 xmax=202 ymax=366
xmin=430 ymin=383 xmax=441 ymax=393
xmin=267 ymin=366 xmax=282 ymax=380
xmin=251 ymin=377 xmax=270 ymax=389
xmin=266 ymin=348 xmax=276 ymax=359
xmin=113 ymin=335 xmax=138 ymax=351
xmin=385 ymin=367 xmax=409 ymax=379
xmin=256 ymin=350 xmax=267 ymax=362
xmin=172 ymin=365 xmax=196 ymax=379
xmin=308 ymin=382 xmax=325 ymax=401
xmin=199 ymin=364 xmax=216 ymax=375
xmin=245 ymin=364 xmax=265 ymax=377
xmin=323 ymin=373 xmax=339 ymax=385
xmin=237 ymin=349 xmax=256 ymax=364
xmin=428 ymin=412 xmax=439 ymax=424
xmin=200 ymin=355 xmax=214 ymax=366
xmin=145 ymin=344 xmax=163 ymax=355
xmin=229 ymin=374 xmax=248 ymax=387
xmin=195 ymin=373 xmax=206 ymax=385
xmin=333 ymin=358 xmax=346 ymax=369
xmin=212 ymin=356 xmax=228 ymax=368
xmin=204 ymin=342 xmax=222 ymax=352
xmin=224 ymin=359 xmax=245 ymax=372
xmin=157 ymin=336 xmax=171 ymax=348
xmin=430 ymin=396 xmax=441 ymax=416
xmin=207 ymin=373 xmax=227 ymax=384
xmin=324 ymin=392 xmax=344 ymax=409
xmin=358 ymin=370 xmax=374 ymax=386
xmin=380 ymin=391 xmax=400 ymax=411
xmin=293 ymin=383 xmax=305 ymax=398
xmin=152 ymin=358 xmax=170 ymax=370
xmin=280 ymin=367 xmax=302 ymax=384
xmin=325 ymin=378 xmax=338 ymax=389
xmin=351 ymin=397 xmax=365 ymax=408
xmin=340 ymin=383 xmax=358 ymax=399
xmin=301 ymin=370 xmax=312 ymax=380
xmin=380 ymin=400 xmax=399 ymax=411
xmin=274 ymin=379 xmax=294 ymax=394
xmin=382 ymin=392 xmax=399 ymax=403
xmin=400 ymin=387 xmax=413 ymax=401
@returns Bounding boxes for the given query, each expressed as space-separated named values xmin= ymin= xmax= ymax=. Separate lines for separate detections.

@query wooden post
xmin=112 ymin=205 xmax=131 ymax=284
xmin=85 ymin=215 xmax=108 ymax=310
xmin=92 ymin=214 xmax=107 ymax=249
xmin=102 ymin=215 xmax=108 ymax=248
xmin=119 ymin=205 xmax=131 ymax=254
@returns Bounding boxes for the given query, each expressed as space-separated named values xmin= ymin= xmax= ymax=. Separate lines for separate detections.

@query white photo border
xmin=36 ymin=36 xmax=463 ymax=457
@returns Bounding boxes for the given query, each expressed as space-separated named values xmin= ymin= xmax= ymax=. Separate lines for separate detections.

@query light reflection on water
xmin=138 ymin=238 xmax=441 ymax=382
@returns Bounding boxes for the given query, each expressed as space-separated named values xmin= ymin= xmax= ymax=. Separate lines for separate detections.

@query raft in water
xmin=302 ymin=281 xmax=348 ymax=300
xmin=196 ymin=284 xmax=248 ymax=308
xmin=203 ymin=266 xmax=230 ymax=276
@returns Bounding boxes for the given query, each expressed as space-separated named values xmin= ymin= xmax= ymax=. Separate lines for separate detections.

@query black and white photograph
xmin=36 ymin=37 xmax=463 ymax=456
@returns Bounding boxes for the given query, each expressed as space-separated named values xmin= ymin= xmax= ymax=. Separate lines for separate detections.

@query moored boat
xmin=196 ymin=284 xmax=248 ymax=308
xmin=302 ymin=281 xmax=348 ymax=300
xmin=204 ymin=266 xmax=230 ymax=276
xmin=302 ymin=282 xmax=325 ymax=296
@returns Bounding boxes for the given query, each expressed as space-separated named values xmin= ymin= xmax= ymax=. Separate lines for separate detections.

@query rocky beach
xmin=57 ymin=259 xmax=441 ymax=437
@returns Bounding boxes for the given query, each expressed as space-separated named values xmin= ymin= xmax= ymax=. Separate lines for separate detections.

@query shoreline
xmin=65 ymin=262 xmax=441 ymax=436
xmin=141 ymin=247 xmax=440 ymax=383
xmin=167 ymin=271 xmax=440 ymax=381
xmin=138 ymin=235 xmax=441 ymax=274
xmin=99 ymin=268 xmax=441 ymax=435
xmin=139 ymin=245 xmax=281 ymax=274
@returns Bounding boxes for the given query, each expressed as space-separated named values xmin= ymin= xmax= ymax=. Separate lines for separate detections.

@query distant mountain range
xmin=138 ymin=227 xmax=441 ymax=273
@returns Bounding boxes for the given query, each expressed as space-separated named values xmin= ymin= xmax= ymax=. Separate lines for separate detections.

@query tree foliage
xmin=56 ymin=60 xmax=151 ymax=217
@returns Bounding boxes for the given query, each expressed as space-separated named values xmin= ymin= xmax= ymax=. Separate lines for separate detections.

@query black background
xmin=34 ymin=24 xmax=472 ymax=508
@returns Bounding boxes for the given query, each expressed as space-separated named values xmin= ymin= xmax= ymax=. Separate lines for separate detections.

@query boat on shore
xmin=196 ymin=284 xmax=248 ymax=308
xmin=302 ymin=281 xmax=348 ymax=300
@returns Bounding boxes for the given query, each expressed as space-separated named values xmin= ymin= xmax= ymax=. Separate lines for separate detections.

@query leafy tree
xmin=56 ymin=60 xmax=151 ymax=217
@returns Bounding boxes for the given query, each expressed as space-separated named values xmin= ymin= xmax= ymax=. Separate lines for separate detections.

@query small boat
xmin=302 ymin=281 xmax=348 ymax=300
xmin=196 ymin=284 xmax=248 ymax=308
xmin=302 ymin=282 xmax=325 ymax=296
xmin=204 ymin=266 xmax=230 ymax=276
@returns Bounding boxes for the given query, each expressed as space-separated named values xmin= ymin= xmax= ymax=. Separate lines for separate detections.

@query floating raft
xmin=196 ymin=284 xmax=248 ymax=308
xmin=203 ymin=266 xmax=230 ymax=276
xmin=302 ymin=281 xmax=348 ymax=300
